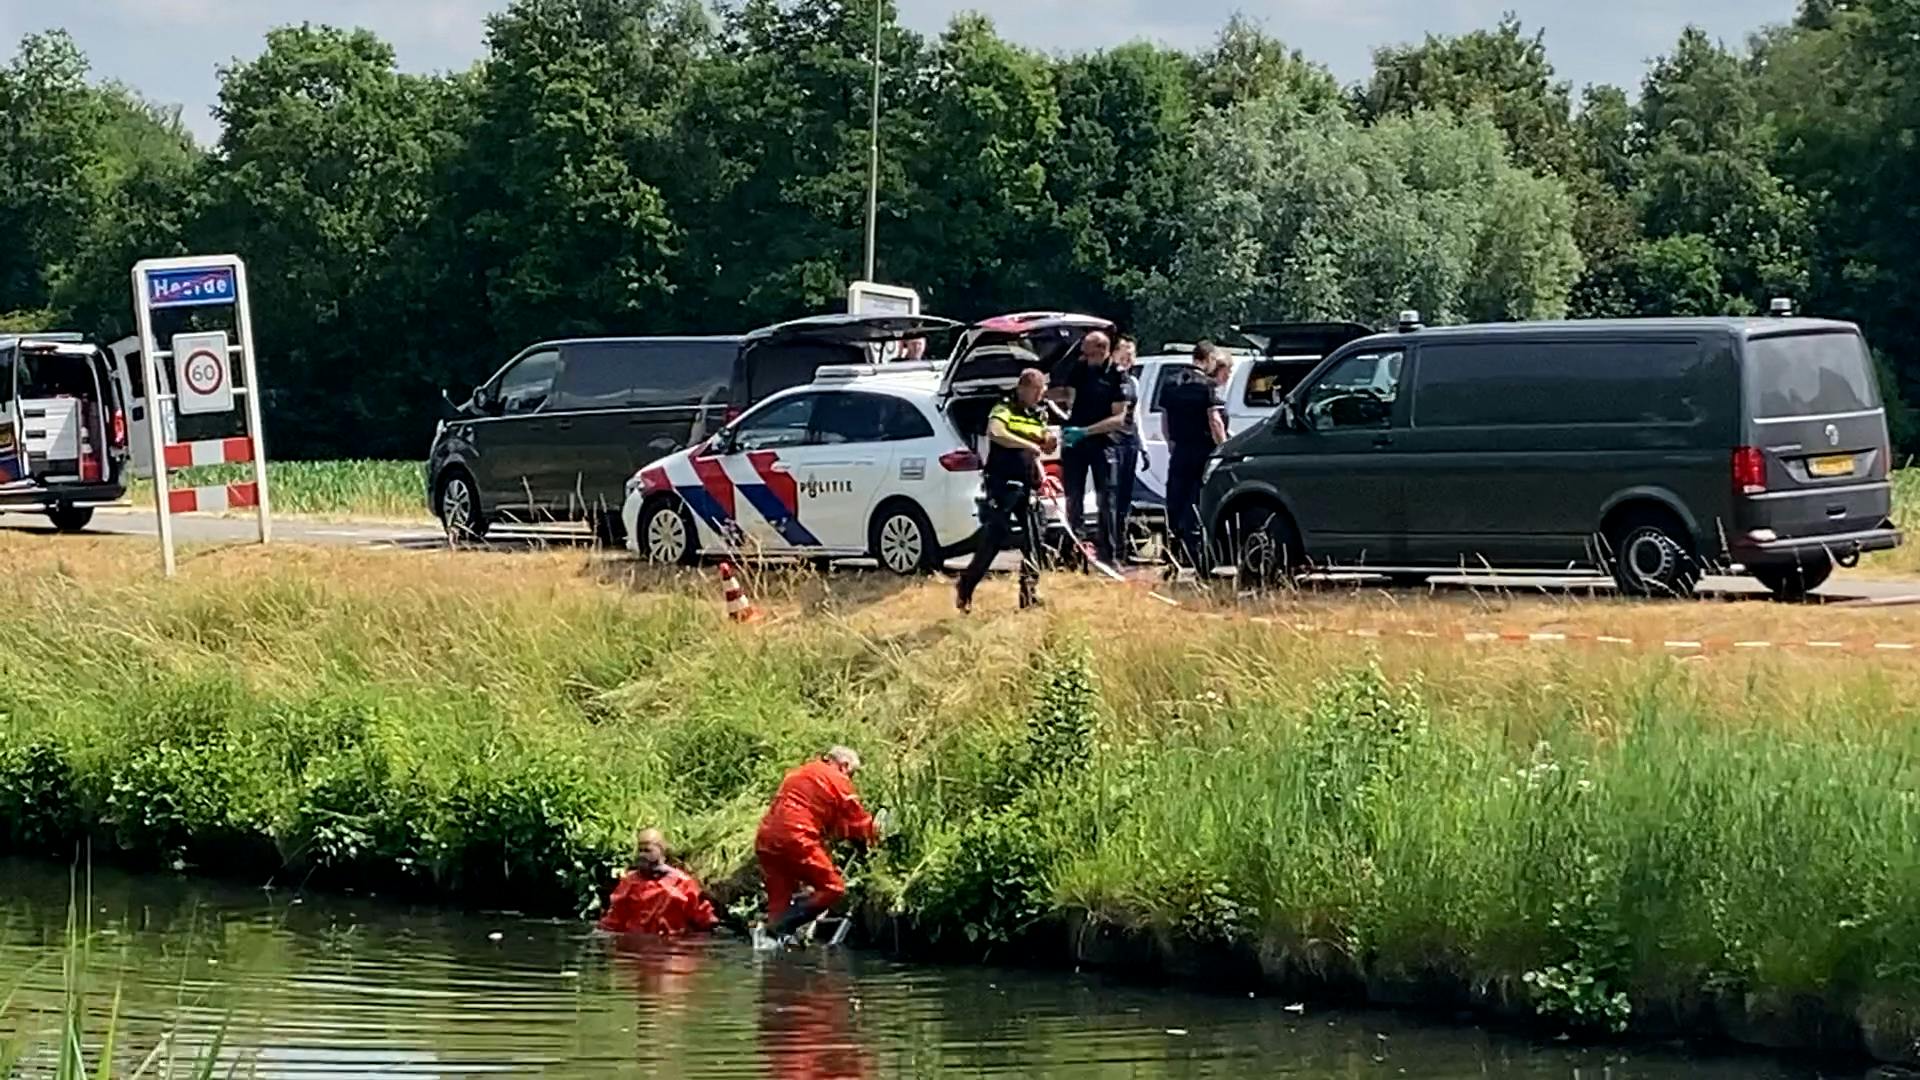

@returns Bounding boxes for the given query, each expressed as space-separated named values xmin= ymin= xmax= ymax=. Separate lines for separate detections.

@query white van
xmin=0 ymin=334 xmax=139 ymax=532
xmin=1128 ymin=323 xmax=1371 ymax=528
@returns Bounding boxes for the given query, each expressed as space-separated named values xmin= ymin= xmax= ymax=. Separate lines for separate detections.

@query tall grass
xmin=1 ymin=536 xmax=1918 ymax=1056
xmin=127 ymin=460 xmax=425 ymax=521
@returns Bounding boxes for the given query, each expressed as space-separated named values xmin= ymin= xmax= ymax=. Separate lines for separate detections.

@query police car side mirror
xmin=471 ymin=384 xmax=496 ymax=413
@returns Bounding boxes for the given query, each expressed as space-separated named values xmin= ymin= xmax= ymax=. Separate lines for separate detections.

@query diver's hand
xmin=872 ymin=807 xmax=894 ymax=836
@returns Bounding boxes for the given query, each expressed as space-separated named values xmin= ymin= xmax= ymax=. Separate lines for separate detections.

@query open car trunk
xmin=4 ymin=340 xmax=114 ymax=486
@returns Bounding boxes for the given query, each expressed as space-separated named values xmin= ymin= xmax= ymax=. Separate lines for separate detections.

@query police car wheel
xmin=871 ymin=502 xmax=936 ymax=576
xmin=641 ymin=498 xmax=698 ymax=565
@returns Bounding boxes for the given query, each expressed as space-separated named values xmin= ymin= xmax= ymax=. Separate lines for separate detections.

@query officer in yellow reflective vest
xmin=956 ymin=368 xmax=1056 ymax=613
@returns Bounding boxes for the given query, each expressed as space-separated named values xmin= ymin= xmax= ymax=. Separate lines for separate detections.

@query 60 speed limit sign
xmin=172 ymin=331 xmax=235 ymax=415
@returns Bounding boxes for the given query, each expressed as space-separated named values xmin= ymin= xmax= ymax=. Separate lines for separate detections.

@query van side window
xmin=747 ymin=344 xmax=844 ymax=403
xmin=1301 ymin=350 xmax=1403 ymax=430
xmin=552 ymin=342 xmax=734 ymax=411
xmin=1147 ymin=365 xmax=1182 ymax=412
xmin=1413 ymin=340 xmax=1705 ymax=428
xmin=1245 ymin=359 xmax=1314 ymax=407
xmin=497 ymin=349 xmax=560 ymax=415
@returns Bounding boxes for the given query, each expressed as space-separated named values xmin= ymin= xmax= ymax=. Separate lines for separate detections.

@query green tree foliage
xmin=5 ymin=2 xmax=1920 ymax=456
xmin=1140 ymin=99 xmax=1582 ymax=338
xmin=0 ymin=32 xmax=104 ymax=320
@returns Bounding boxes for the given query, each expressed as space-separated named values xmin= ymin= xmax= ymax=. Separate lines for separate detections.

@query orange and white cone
xmin=718 ymin=561 xmax=763 ymax=623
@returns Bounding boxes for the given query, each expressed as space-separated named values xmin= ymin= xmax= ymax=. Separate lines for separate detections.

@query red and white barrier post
xmin=130 ymin=255 xmax=272 ymax=576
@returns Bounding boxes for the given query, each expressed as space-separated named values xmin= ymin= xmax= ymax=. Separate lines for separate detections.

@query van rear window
xmin=1746 ymin=333 xmax=1878 ymax=419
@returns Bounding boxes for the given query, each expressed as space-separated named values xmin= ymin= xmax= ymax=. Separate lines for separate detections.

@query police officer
xmin=1111 ymin=334 xmax=1143 ymax=559
xmin=1159 ymin=346 xmax=1229 ymax=573
xmin=956 ymin=368 xmax=1056 ymax=613
xmin=1048 ymin=330 xmax=1132 ymax=567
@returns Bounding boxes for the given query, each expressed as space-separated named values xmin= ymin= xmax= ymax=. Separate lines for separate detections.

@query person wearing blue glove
xmin=1046 ymin=329 xmax=1131 ymax=568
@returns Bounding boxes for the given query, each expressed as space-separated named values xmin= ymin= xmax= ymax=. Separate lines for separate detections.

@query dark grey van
xmin=1200 ymin=311 xmax=1900 ymax=599
xmin=427 ymin=314 xmax=953 ymax=540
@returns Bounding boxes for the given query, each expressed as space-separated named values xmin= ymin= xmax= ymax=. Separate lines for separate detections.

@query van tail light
xmin=939 ymin=449 xmax=982 ymax=472
xmin=1733 ymin=446 xmax=1766 ymax=495
xmin=111 ymin=408 xmax=127 ymax=450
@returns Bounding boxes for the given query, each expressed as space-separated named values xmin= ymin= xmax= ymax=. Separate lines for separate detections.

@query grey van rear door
xmin=1738 ymin=329 xmax=1891 ymax=543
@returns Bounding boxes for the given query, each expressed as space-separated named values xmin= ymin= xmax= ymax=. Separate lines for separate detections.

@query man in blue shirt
xmin=1047 ymin=330 xmax=1132 ymax=567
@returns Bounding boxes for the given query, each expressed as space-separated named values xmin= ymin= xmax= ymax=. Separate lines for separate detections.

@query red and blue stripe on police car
xmin=641 ymin=450 xmax=822 ymax=548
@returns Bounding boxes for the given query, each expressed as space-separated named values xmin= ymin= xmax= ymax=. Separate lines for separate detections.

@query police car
xmin=620 ymin=315 xmax=1109 ymax=574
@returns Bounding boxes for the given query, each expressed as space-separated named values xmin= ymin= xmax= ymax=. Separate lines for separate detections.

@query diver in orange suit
xmin=756 ymin=747 xmax=879 ymax=939
xmin=598 ymin=828 xmax=720 ymax=937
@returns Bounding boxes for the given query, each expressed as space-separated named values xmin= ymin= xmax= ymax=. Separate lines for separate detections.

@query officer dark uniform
xmin=956 ymin=387 xmax=1051 ymax=612
xmin=1159 ymin=362 xmax=1228 ymax=570
xmin=1051 ymin=347 xmax=1133 ymax=566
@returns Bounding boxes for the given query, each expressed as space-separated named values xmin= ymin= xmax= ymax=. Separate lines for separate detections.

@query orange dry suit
xmin=597 ymin=863 xmax=719 ymax=936
xmin=755 ymin=760 xmax=878 ymax=924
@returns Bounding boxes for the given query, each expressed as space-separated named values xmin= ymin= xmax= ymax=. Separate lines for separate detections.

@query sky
xmin=4 ymin=0 xmax=1799 ymax=143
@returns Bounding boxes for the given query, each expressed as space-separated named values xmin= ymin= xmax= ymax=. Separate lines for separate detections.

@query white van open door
xmin=0 ymin=340 xmax=24 ymax=488
xmin=107 ymin=335 xmax=174 ymax=480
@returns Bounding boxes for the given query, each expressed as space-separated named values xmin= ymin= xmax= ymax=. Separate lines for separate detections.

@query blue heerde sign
xmin=147 ymin=266 xmax=237 ymax=309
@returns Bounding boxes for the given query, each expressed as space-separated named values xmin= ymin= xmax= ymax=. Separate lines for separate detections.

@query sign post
xmin=846 ymin=280 xmax=919 ymax=317
xmin=130 ymin=255 xmax=272 ymax=576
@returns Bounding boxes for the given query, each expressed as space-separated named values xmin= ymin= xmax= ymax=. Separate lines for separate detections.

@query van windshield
xmin=1747 ymin=333 xmax=1878 ymax=419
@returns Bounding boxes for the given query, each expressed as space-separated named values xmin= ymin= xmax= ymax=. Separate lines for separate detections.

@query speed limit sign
xmin=172 ymin=331 xmax=235 ymax=415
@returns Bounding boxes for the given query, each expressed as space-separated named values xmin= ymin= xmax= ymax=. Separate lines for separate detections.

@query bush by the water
xmin=2 ymin=540 xmax=1919 ymax=1054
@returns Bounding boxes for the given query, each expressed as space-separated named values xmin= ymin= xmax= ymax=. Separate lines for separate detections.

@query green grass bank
xmin=1 ymin=538 xmax=1918 ymax=1064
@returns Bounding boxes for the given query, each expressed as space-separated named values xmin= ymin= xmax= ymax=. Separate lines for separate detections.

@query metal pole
xmin=130 ymin=266 xmax=177 ymax=577
xmin=862 ymin=0 xmax=881 ymax=281
xmin=232 ymin=258 xmax=272 ymax=544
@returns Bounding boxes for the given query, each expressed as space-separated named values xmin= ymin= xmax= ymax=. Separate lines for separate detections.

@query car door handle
xmin=1372 ymin=434 xmax=1394 ymax=448
xmin=770 ymin=462 xmax=792 ymax=473
xmin=556 ymin=419 xmax=574 ymax=431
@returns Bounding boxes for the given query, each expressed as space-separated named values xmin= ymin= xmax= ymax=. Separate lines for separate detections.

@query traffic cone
xmin=718 ymin=561 xmax=763 ymax=623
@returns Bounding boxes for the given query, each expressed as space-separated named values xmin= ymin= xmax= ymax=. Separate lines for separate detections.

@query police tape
xmin=1123 ymin=580 xmax=1920 ymax=657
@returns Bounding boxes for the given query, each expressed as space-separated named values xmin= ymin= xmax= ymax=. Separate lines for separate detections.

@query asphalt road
xmin=8 ymin=507 xmax=1920 ymax=604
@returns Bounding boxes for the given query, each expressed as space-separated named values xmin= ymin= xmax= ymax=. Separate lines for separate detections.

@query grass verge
xmin=1 ymin=534 xmax=1918 ymax=1060
xmin=126 ymin=460 xmax=426 ymax=522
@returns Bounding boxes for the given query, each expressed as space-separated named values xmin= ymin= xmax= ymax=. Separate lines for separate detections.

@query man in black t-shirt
xmin=1047 ymin=330 xmax=1132 ymax=566
xmin=1159 ymin=348 xmax=1230 ymax=572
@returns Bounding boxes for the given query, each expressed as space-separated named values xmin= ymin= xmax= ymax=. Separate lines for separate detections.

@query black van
xmin=1200 ymin=311 xmax=1901 ymax=599
xmin=427 ymin=314 xmax=954 ymax=540
xmin=0 ymin=334 xmax=131 ymax=532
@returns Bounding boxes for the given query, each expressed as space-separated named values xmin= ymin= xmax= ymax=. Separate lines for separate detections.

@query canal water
xmin=0 ymin=859 xmax=1839 ymax=1078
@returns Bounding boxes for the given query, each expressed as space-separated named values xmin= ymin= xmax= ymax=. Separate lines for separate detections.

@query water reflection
xmin=0 ymin=859 xmax=1840 ymax=1079
xmin=758 ymin=954 xmax=873 ymax=1080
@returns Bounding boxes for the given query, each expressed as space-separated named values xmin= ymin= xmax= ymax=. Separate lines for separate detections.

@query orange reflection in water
xmin=758 ymin=955 xmax=874 ymax=1080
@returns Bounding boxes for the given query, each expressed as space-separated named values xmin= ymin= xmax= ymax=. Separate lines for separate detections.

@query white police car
xmin=622 ymin=323 xmax=1106 ymax=574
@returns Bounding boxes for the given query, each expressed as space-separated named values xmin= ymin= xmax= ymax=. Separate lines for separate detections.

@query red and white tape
xmin=162 ymin=436 xmax=253 ymax=471
xmin=1129 ymin=581 xmax=1920 ymax=657
xmin=167 ymin=482 xmax=258 ymax=515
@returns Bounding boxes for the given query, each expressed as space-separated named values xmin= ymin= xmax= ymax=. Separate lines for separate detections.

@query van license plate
xmin=1809 ymin=455 xmax=1854 ymax=478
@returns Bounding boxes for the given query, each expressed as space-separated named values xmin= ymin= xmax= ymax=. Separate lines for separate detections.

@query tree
xmin=460 ymin=0 xmax=704 ymax=346
xmin=1197 ymin=15 xmax=1343 ymax=112
xmin=1041 ymin=41 xmax=1197 ymax=326
xmin=890 ymin=14 xmax=1060 ymax=317
xmin=1625 ymin=27 xmax=1811 ymax=315
xmin=1139 ymin=97 xmax=1583 ymax=340
xmin=0 ymin=32 xmax=104 ymax=319
xmin=1359 ymin=15 xmax=1577 ymax=176
xmin=203 ymin=24 xmax=469 ymax=456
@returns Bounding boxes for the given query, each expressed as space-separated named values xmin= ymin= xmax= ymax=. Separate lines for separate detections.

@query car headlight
xmin=1202 ymin=457 xmax=1221 ymax=482
xmin=625 ymin=472 xmax=645 ymax=496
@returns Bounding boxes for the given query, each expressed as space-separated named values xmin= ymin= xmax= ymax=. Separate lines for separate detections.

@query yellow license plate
xmin=1810 ymin=454 xmax=1854 ymax=478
